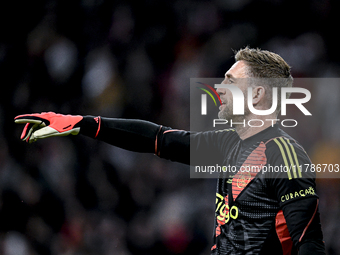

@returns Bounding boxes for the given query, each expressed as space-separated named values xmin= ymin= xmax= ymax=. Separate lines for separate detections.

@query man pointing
xmin=15 ymin=47 xmax=325 ymax=255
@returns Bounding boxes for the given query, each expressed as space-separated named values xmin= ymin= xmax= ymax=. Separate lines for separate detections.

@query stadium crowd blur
xmin=1 ymin=0 xmax=340 ymax=254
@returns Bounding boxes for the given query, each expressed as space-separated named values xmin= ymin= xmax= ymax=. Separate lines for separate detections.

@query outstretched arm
xmin=15 ymin=112 xmax=233 ymax=165
xmin=15 ymin=112 xmax=191 ymax=164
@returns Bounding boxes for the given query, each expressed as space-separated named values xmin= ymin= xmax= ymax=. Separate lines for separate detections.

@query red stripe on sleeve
xmin=299 ymin=199 xmax=319 ymax=242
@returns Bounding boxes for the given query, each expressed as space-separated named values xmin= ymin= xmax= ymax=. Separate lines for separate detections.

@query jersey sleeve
xmin=157 ymin=128 xmax=239 ymax=165
xmin=265 ymin=137 xmax=325 ymax=254
xmin=79 ymin=116 xmax=239 ymax=165
xmin=79 ymin=116 xmax=162 ymax=153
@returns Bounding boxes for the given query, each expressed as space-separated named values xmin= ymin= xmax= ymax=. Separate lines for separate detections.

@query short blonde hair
xmin=234 ymin=47 xmax=293 ymax=114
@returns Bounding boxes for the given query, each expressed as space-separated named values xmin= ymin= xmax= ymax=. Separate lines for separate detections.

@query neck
xmin=233 ymin=114 xmax=278 ymax=140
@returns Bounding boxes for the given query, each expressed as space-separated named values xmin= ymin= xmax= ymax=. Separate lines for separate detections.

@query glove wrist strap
xmin=77 ymin=116 xmax=101 ymax=138
xmin=94 ymin=116 xmax=101 ymax=138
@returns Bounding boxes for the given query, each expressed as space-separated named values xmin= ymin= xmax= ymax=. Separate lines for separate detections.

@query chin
xmin=218 ymin=112 xmax=228 ymax=120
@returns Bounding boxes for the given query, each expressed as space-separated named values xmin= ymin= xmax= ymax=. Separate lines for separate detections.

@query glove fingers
xmin=15 ymin=112 xmax=82 ymax=142
xmin=21 ymin=122 xmax=46 ymax=142
xmin=30 ymin=126 xmax=59 ymax=142
xmin=14 ymin=113 xmax=50 ymax=126
xmin=14 ymin=114 xmax=51 ymax=126
xmin=21 ymin=123 xmax=34 ymax=141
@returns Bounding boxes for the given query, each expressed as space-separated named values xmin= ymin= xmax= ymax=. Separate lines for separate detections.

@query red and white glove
xmin=14 ymin=112 xmax=83 ymax=143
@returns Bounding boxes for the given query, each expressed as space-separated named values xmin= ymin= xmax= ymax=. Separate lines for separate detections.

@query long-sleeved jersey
xmin=78 ymin=116 xmax=325 ymax=255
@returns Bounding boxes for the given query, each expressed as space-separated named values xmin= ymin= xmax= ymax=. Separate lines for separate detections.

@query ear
xmin=252 ymin=86 xmax=266 ymax=105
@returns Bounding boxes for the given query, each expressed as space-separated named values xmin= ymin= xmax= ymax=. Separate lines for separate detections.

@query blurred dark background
xmin=1 ymin=0 xmax=340 ymax=254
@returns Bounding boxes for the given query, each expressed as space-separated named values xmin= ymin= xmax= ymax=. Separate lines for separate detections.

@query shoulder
xmin=264 ymin=128 xmax=310 ymax=164
xmin=264 ymin=131 xmax=314 ymax=180
xmin=192 ymin=128 xmax=238 ymax=140
xmin=213 ymin=128 xmax=237 ymax=134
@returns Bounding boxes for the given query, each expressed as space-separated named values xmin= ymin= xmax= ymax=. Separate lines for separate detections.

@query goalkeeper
xmin=15 ymin=47 xmax=326 ymax=255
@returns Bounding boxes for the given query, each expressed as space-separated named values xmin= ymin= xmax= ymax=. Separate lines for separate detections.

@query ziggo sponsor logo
xmin=215 ymin=193 xmax=238 ymax=224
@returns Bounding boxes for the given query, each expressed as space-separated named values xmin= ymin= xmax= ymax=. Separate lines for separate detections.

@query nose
xmin=216 ymin=87 xmax=225 ymax=96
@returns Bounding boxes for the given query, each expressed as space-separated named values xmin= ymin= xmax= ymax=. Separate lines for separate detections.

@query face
xmin=216 ymin=61 xmax=250 ymax=120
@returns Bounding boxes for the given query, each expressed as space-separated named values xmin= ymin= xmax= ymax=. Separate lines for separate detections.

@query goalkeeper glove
xmin=14 ymin=112 xmax=84 ymax=143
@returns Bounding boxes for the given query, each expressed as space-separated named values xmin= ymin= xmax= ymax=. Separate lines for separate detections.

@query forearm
xmin=78 ymin=116 xmax=191 ymax=164
xmin=78 ymin=116 xmax=162 ymax=153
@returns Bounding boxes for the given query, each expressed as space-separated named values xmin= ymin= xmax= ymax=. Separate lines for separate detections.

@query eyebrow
xmin=225 ymin=73 xmax=235 ymax=79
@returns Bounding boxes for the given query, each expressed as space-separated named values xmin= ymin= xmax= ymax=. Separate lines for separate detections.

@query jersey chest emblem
xmin=236 ymin=170 xmax=252 ymax=189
